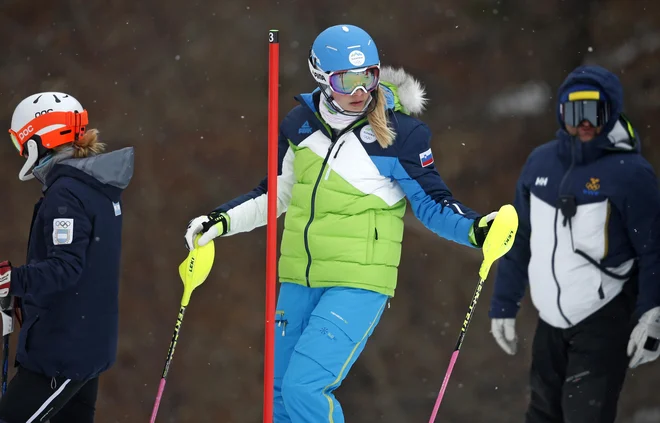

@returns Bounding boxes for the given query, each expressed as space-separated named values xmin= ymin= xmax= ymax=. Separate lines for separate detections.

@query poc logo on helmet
xmin=312 ymin=71 xmax=325 ymax=82
xmin=34 ymin=109 xmax=53 ymax=117
xmin=18 ymin=125 xmax=34 ymax=141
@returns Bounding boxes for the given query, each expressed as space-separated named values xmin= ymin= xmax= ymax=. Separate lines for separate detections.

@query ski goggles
xmin=310 ymin=63 xmax=380 ymax=95
xmin=9 ymin=110 xmax=88 ymax=156
xmin=560 ymin=100 xmax=610 ymax=128
xmin=9 ymin=131 xmax=21 ymax=153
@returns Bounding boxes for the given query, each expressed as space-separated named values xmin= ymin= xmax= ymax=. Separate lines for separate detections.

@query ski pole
xmin=428 ymin=204 xmax=519 ymax=423
xmin=149 ymin=235 xmax=215 ymax=422
xmin=0 ymin=295 xmax=13 ymax=396
xmin=2 ymin=334 xmax=8 ymax=395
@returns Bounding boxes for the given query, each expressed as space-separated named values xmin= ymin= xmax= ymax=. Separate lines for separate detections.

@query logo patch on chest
xmin=359 ymin=125 xmax=377 ymax=144
xmin=535 ymin=177 xmax=548 ymax=186
xmin=298 ymin=121 xmax=312 ymax=135
xmin=584 ymin=177 xmax=600 ymax=195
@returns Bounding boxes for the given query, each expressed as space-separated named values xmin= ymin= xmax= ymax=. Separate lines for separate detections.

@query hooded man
xmin=488 ymin=65 xmax=660 ymax=422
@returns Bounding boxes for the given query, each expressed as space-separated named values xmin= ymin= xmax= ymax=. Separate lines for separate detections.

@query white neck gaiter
xmin=318 ymin=90 xmax=372 ymax=131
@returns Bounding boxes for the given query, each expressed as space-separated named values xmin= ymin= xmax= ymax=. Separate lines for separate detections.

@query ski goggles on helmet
xmin=561 ymin=100 xmax=610 ymax=128
xmin=560 ymin=90 xmax=610 ymax=127
xmin=310 ymin=61 xmax=380 ymax=95
xmin=9 ymin=110 xmax=88 ymax=156
xmin=9 ymin=131 xmax=21 ymax=153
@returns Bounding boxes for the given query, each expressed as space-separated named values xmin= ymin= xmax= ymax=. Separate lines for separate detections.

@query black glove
xmin=470 ymin=211 xmax=498 ymax=247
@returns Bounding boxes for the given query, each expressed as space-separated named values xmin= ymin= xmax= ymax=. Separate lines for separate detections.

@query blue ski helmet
xmin=308 ymin=24 xmax=380 ymax=87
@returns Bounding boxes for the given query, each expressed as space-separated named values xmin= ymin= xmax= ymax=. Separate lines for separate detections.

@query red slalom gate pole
xmin=264 ymin=29 xmax=279 ymax=423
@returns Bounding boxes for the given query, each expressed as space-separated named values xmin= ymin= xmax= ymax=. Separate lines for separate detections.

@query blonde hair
xmin=55 ymin=129 xmax=106 ymax=158
xmin=367 ymin=86 xmax=396 ymax=148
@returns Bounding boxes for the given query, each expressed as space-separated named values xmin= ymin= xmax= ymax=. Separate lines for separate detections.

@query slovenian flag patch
xmin=419 ymin=148 xmax=434 ymax=167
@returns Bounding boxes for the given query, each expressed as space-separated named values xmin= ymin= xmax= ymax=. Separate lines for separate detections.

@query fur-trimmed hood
xmin=379 ymin=66 xmax=428 ymax=115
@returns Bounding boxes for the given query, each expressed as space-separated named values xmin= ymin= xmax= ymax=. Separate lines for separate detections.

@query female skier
xmin=185 ymin=24 xmax=497 ymax=422
xmin=0 ymin=92 xmax=133 ymax=422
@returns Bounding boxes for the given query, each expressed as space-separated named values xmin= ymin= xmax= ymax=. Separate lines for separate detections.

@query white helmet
xmin=9 ymin=92 xmax=88 ymax=181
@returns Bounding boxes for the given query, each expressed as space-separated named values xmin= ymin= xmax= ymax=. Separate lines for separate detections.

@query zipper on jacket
xmin=303 ymin=126 xmax=354 ymax=286
xmin=333 ymin=140 xmax=346 ymax=159
xmin=552 ymin=137 xmax=577 ymax=327
xmin=551 ymin=208 xmax=574 ymax=327
xmin=325 ymin=140 xmax=346 ymax=180
xmin=566 ymin=220 xmax=606 ymax=300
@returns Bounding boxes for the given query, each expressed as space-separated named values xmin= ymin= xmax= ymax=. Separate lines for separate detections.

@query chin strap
xmin=320 ymin=85 xmax=374 ymax=117
xmin=18 ymin=140 xmax=39 ymax=181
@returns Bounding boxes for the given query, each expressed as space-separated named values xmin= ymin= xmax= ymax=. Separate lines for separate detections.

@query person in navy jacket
xmin=0 ymin=92 xmax=133 ymax=423
xmin=488 ymin=65 xmax=660 ymax=422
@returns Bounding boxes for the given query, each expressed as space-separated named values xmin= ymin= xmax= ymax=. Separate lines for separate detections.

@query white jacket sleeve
xmin=224 ymin=145 xmax=295 ymax=235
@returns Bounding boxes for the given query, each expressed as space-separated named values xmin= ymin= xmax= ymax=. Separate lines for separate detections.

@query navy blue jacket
xmin=489 ymin=66 xmax=660 ymax=327
xmin=11 ymin=147 xmax=134 ymax=381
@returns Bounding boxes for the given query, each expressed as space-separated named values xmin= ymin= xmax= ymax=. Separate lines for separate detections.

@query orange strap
xmin=9 ymin=110 xmax=89 ymax=150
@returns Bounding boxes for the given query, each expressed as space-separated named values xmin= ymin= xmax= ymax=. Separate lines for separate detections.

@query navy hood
xmin=555 ymin=65 xmax=638 ymax=163
xmin=40 ymin=147 xmax=134 ymax=202
xmin=556 ymin=65 xmax=623 ymax=133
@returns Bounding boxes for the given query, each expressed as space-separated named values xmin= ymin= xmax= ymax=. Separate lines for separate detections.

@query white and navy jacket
xmin=489 ymin=65 xmax=660 ymax=329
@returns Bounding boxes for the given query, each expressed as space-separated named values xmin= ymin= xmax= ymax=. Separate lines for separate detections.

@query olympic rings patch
xmin=53 ymin=218 xmax=74 ymax=245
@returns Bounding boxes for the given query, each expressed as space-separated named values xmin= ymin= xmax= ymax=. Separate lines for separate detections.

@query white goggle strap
xmin=308 ymin=59 xmax=330 ymax=86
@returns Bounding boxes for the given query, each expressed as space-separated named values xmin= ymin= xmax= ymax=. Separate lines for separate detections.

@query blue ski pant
xmin=273 ymin=282 xmax=388 ymax=423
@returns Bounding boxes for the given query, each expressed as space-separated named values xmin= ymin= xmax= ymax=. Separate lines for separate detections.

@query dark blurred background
xmin=2 ymin=0 xmax=659 ymax=422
